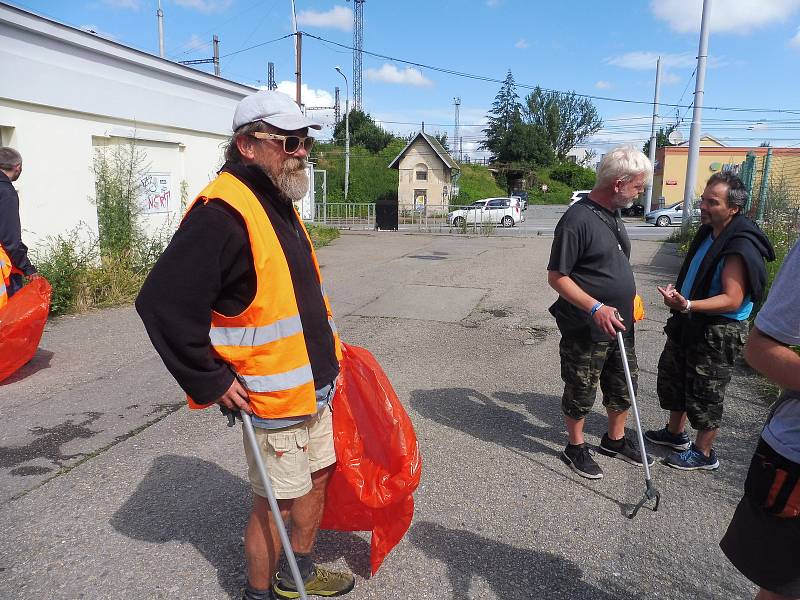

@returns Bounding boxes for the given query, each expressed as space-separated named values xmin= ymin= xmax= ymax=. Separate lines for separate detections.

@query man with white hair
xmin=547 ymin=147 xmax=654 ymax=480
xmin=136 ymin=90 xmax=354 ymax=599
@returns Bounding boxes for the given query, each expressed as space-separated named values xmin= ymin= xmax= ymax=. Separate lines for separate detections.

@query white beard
xmin=273 ymin=158 xmax=309 ymax=203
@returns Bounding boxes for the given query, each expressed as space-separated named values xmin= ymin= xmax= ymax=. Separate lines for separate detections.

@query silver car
xmin=645 ymin=201 xmax=700 ymax=227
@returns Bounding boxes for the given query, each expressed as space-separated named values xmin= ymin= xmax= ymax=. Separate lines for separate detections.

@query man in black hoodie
xmin=645 ymin=172 xmax=775 ymax=471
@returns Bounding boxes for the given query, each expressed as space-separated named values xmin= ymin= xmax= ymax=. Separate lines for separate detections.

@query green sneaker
xmin=272 ymin=565 xmax=355 ymax=599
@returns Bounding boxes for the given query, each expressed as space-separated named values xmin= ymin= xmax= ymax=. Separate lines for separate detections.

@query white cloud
xmin=662 ymin=71 xmax=682 ymax=85
xmin=100 ymin=0 xmax=140 ymax=8
xmin=605 ymin=51 xmax=696 ymax=70
xmin=296 ymin=6 xmax=352 ymax=31
xmin=595 ymin=80 xmax=613 ymax=89
xmin=651 ymin=0 xmax=800 ymax=34
xmin=270 ymin=82 xmax=337 ymax=132
xmin=365 ymin=64 xmax=433 ymax=87
xmin=80 ymin=24 xmax=117 ymax=40
xmin=514 ymin=38 xmax=528 ymax=49
xmin=182 ymin=34 xmax=208 ymax=51
xmin=791 ymin=26 xmax=800 ymax=46
xmin=173 ymin=0 xmax=233 ymax=14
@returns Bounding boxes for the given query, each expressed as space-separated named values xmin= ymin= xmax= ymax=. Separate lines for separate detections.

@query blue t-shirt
xmin=679 ymin=234 xmax=752 ymax=320
xmin=755 ymin=241 xmax=800 ymax=463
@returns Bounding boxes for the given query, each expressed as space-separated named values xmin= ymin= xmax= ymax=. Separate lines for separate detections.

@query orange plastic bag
xmin=633 ymin=294 xmax=646 ymax=322
xmin=0 ymin=277 xmax=51 ymax=382
xmin=320 ymin=343 xmax=422 ymax=575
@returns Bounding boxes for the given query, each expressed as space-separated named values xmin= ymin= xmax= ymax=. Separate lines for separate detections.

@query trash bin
xmin=376 ymin=196 xmax=398 ymax=231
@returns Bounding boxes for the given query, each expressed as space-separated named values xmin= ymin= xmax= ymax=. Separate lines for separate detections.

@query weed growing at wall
xmin=34 ymin=141 xmax=170 ymax=315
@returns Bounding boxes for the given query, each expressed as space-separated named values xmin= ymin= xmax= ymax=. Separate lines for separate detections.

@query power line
xmin=220 ymin=33 xmax=295 ymax=59
xmin=301 ymin=31 xmax=800 ymax=115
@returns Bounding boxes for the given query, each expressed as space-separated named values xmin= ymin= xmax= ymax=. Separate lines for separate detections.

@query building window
xmin=416 ymin=170 xmax=427 ymax=181
xmin=415 ymin=162 xmax=428 ymax=181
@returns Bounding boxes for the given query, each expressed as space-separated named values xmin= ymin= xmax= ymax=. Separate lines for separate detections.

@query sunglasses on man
xmin=251 ymin=132 xmax=315 ymax=154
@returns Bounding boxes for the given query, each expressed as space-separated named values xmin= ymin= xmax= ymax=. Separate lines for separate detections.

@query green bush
xmin=549 ymin=161 xmax=596 ymax=190
xmin=454 ymin=164 xmax=506 ymax=204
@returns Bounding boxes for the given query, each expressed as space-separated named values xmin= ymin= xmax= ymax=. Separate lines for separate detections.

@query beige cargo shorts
xmin=243 ymin=391 xmax=336 ymax=500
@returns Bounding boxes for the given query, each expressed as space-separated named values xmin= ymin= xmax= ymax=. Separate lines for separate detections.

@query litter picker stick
xmin=241 ymin=411 xmax=309 ymax=600
xmin=616 ymin=330 xmax=661 ymax=519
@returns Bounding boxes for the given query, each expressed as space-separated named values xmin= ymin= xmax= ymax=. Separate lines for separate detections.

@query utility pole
xmin=351 ymin=0 xmax=365 ymax=110
xmin=295 ymin=32 xmax=302 ymax=106
xmin=267 ymin=62 xmax=276 ymax=90
xmin=453 ymin=97 xmax=461 ymax=162
xmin=334 ymin=87 xmax=341 ymax=125
xmin=157 ymin=0 xmax=165 ymax=58
xmin=682 ymin=0 xmax=712 ymax=231
xmin=335 ymin=66 xmax=350 ymax=201
xmin=644 ymin=57 xmax=661 ymax=215
xmin=291 ymin=0 xmax=301 ymax=105
xmin=212 ymin=35 xmax=220 ymax=76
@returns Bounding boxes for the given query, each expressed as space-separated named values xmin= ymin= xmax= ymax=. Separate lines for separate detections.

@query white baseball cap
xmin=232 ymin=90 xmax=322 ymax=132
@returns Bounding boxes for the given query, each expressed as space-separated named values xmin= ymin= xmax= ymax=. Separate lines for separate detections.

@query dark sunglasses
xmin=251 ymin=132 xmax=314 ymax=154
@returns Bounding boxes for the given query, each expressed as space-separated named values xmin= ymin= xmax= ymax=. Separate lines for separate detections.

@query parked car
xmin=620 ymin=202 xmax=645 ymax=217
xmin=448 ymin=197 xmax=523 ymax=227
xmin=511 ymin=194 xmax=527 ymax=211
xmin=569 ymin=190 xmax=591 ymax=205
xmin=511 ymin=191 xmax=528 ymax=211
xmin=645 ymin=201 xmax=700 ymax=227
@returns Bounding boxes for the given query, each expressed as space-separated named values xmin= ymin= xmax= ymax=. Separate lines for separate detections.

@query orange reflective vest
xmin=184 ymin=172 xmax=342 ymax=419
xmin=0 ymin=244 xmax=11 ymax=309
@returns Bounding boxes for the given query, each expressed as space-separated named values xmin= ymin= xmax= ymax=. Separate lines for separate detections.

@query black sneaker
xmin=598 ymin=434 xmax=655 ymax=467
xmin=561 ymin=443 xmax=603 ymax=479
xmin=644 ymin=425 xmax=691 ymax=451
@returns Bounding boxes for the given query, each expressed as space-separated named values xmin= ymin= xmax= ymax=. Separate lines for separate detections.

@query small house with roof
xmin=388 ymin=131 xmax=459 ymax=214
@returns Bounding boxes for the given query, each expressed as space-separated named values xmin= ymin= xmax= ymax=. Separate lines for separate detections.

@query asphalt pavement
xmin=0 ymin=231 xmax=769 ymax=599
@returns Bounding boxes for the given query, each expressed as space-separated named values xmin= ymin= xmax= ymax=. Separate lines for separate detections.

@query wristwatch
xmin=681 ymin=299 xmax=692 ymax=314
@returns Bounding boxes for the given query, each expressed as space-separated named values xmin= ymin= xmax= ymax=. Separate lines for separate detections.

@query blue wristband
xmin=590 ymin=302 xmax=603 ymax=316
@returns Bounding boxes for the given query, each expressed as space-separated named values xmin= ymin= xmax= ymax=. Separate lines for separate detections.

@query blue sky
xmin=11 ymin=0 xmax=800 ymax=159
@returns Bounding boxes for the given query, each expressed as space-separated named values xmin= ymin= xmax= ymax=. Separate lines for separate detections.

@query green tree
xmin=642 ymin=124 xmax=676 ymax=156
xmin=333 ymin=109 xmax=396 ymax=153
xmin=495 ymin=122 xmax=555 ymax=166
xmin=523 ymin=86 xmax=602 ymax=159
xmin=434 ymin=131 xmax=450 ymax=153
xmin=482 ymin=70 xmax=522 ymax=158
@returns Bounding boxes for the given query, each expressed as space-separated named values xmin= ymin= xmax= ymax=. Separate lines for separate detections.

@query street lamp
xmin=334 ymin=66 xmax=350 ymax=202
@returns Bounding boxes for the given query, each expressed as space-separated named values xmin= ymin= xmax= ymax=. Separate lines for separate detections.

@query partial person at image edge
xmin=720 ymin=238 xmax=800 ymax=600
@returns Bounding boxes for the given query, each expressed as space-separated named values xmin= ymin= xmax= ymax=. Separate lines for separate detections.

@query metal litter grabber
xmin=226 ymin=409 xmax=309 ymax=600
xmin=616 ymin=330 xmax=661 ymax=519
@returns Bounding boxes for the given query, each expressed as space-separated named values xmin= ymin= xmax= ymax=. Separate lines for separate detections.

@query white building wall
xmin=0 ymin=3 xmax=256 ymax=247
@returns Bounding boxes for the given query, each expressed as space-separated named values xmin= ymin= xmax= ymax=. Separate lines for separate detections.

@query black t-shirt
xmin=547 ymin=198 xmax=636 ymax=340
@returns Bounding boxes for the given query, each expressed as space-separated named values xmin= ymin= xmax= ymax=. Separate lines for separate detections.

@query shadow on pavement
xmin=409 ymin=388 xmax=631 ymax=513
xmin=0 ymin=348 xmax=54 ymax=385
xmin=111 ymin=454 xmax=373 ymax=597
xmin=408 ymin=521 xmax=633 ymax=600
xmin=111 ymin=454 xmax=250 ymax=597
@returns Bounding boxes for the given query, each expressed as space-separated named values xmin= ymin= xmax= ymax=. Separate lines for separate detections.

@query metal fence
xmin=310 ymin=202 xmax=530 ymax=236
xmin=313 ymin=203 xmax=375 ymax=229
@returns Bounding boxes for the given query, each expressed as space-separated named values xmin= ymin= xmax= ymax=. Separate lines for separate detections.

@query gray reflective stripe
xmin=241 ymin=364 xmax=314 ymax=392
xmin=320 ymin=283 xmax=326 ymax=296
xmin=0 ymin=282 xmax=5 ymax=295
xmin=209 ymin=315 xmax=303 ymax=347
xmin=328 ymin=317 xmax=337 ymax=333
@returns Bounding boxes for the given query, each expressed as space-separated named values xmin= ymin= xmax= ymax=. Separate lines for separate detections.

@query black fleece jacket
xmin=0 ymin=172 xmax=36 ymax=275
xmin=675 ymin=214 xmax=775 ymax=305
xmin=135 ymin=162 xmax=338 ymax=404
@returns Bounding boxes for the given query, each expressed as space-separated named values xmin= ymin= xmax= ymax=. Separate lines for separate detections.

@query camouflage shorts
xmin=559 ymin=334 xmax=638 ymax=420
xmin=657 ymin=318 xmax=748 ymax=430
